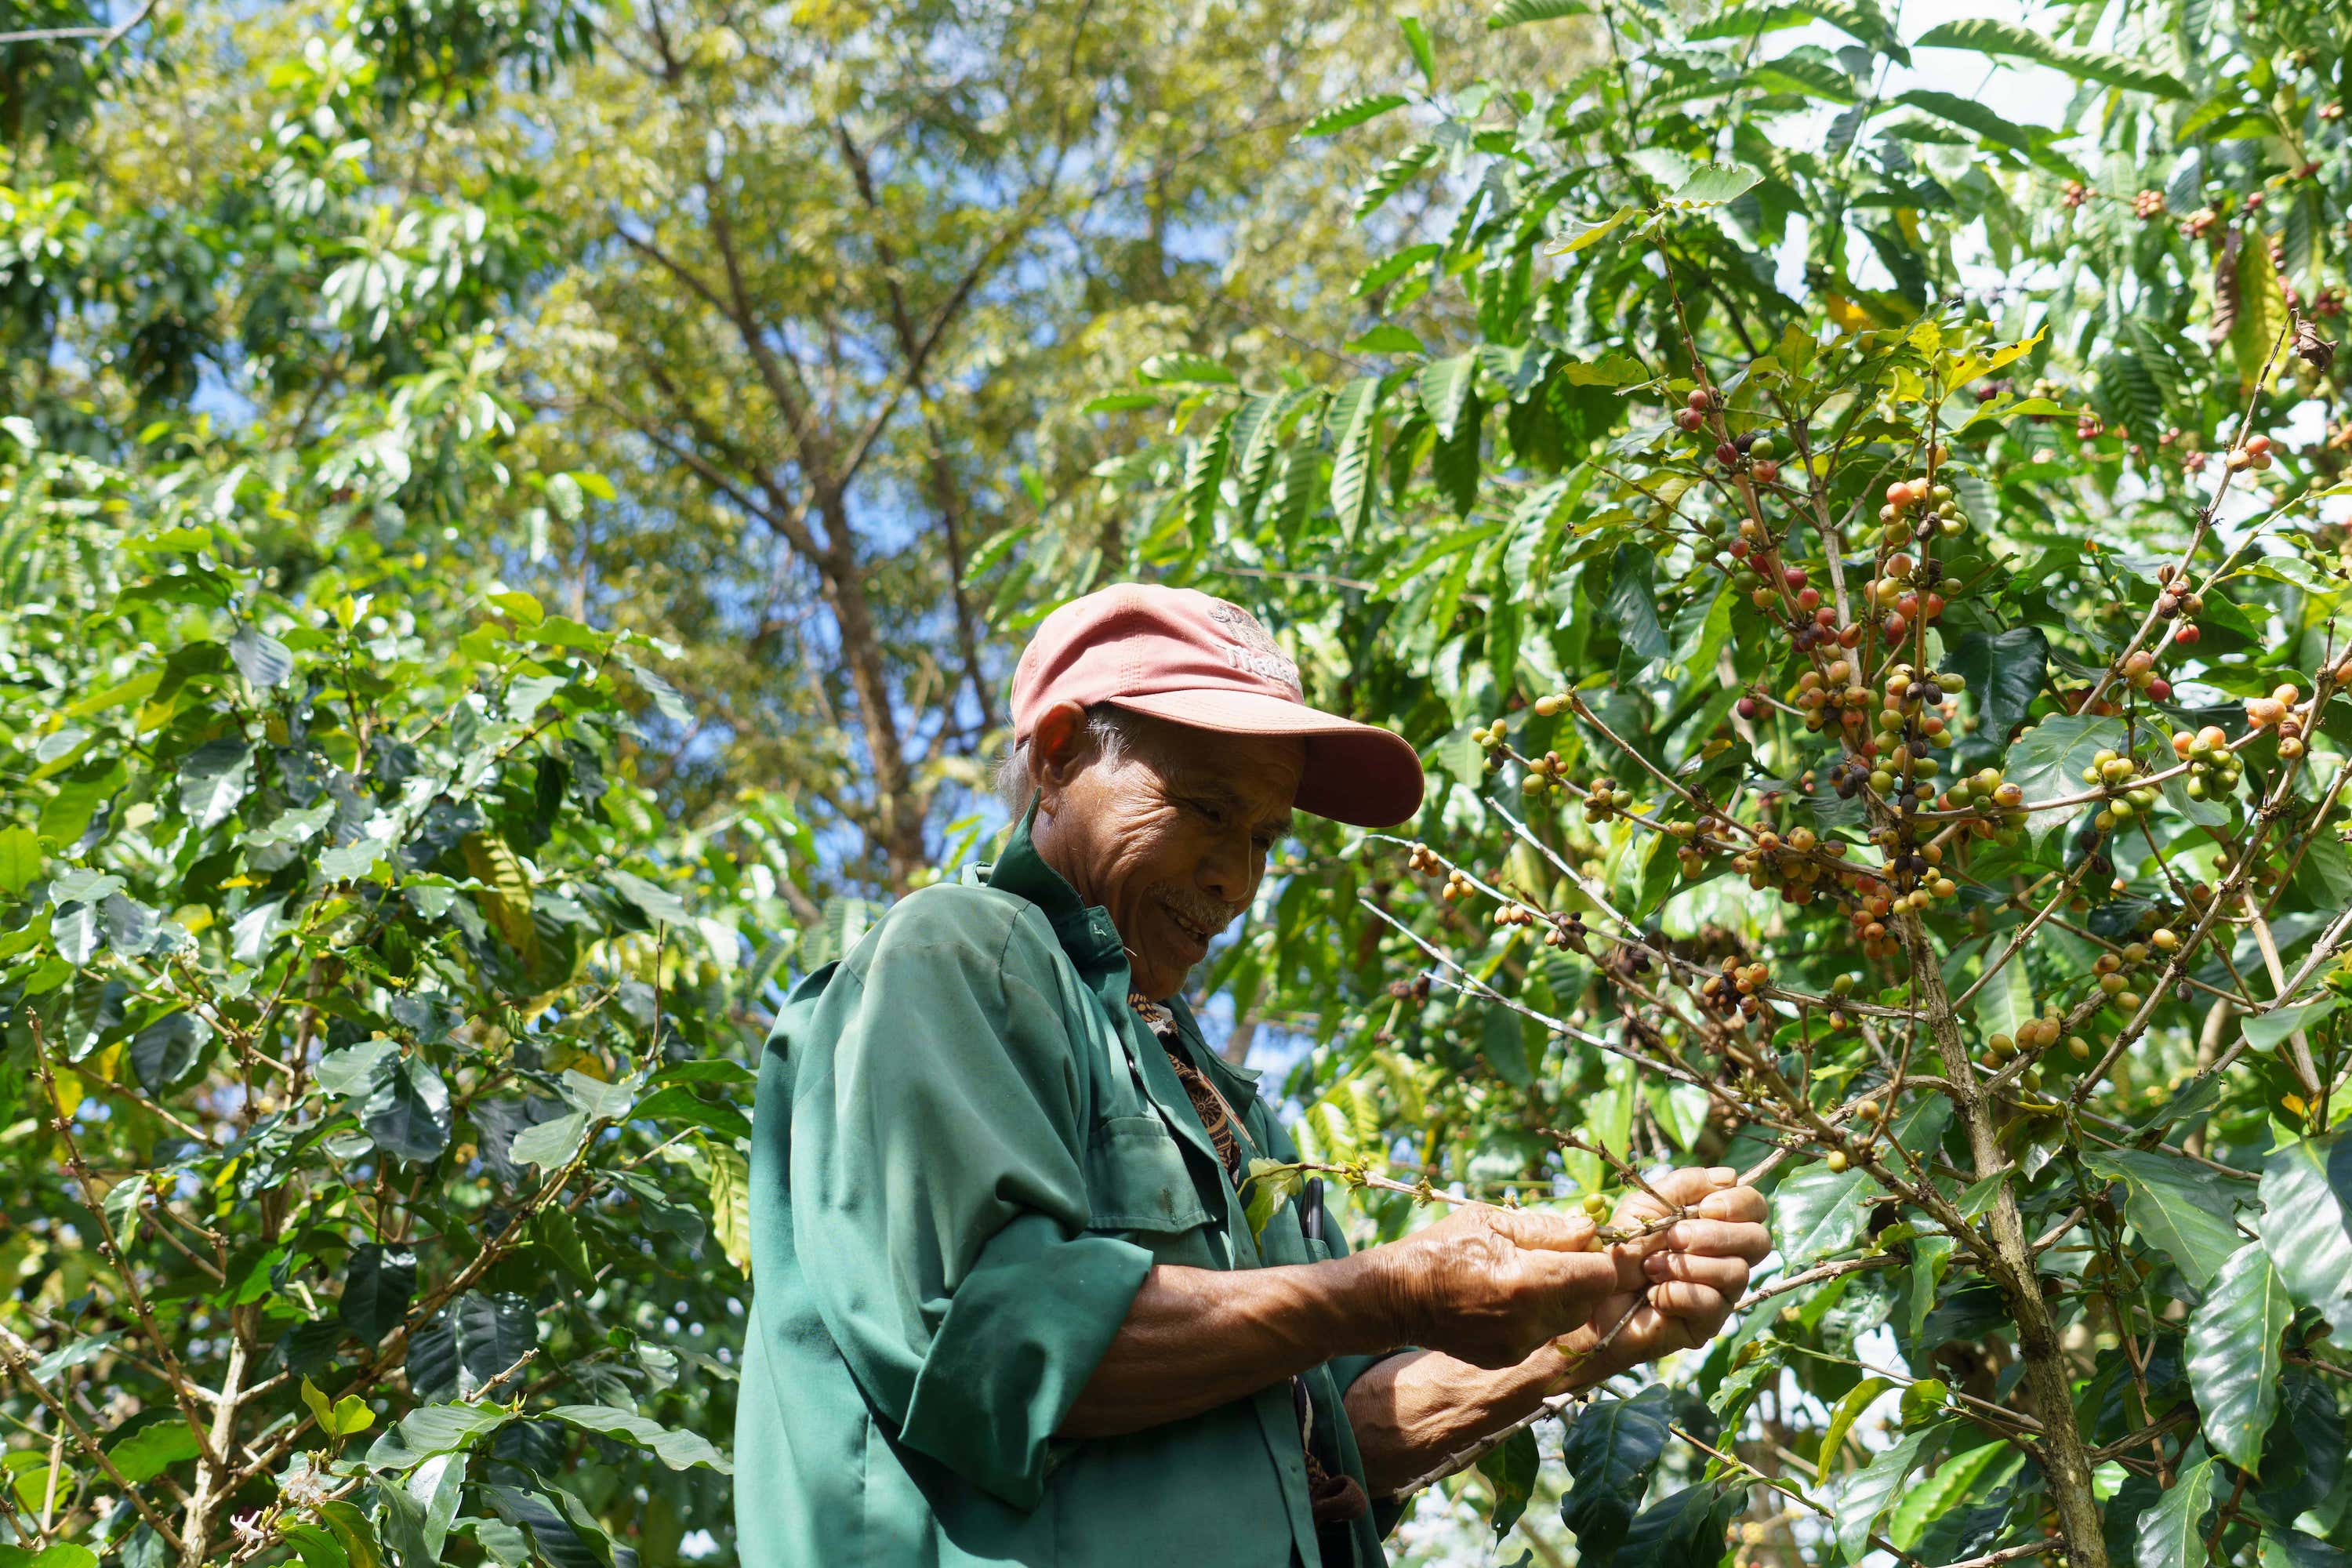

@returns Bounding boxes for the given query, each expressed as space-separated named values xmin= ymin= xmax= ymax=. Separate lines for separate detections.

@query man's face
xmin=1031 ymin=706 xmax=1304 ymax=1000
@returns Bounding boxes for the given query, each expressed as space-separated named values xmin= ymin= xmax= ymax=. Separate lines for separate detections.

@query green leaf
xmin=0 ymin=826 xmax=42 ymax=895
xmin=1973 ymin=956 xmax=2034 ymax=1060
xmin=452 ymin=1291 xmax=537 ymax=1396
xmin=1547 ymin=206 xmax=1635 ymax=256
xmin=558 ymin=1068 xmax=637 ymax=1121
xmin=1616 ymin=1483 xmax=1746 ymax=1567
xmin=1834 ymin=1424 xmax=1945 ymax=1559
xmin=2002 ymin=713 xmax=2125 ymax=846
xmin=1326 ymin=377 xmax=1382 ymax=540
xmin=303 ymin=1375 xmax=339 ymax=1434
xmin=1344 ymin=325 xmax=1426 ymax=356
xmin=2187 ymin=1242 xmax=2290 ymax=1470
xmin=2257 ymin=1134 xmax=2352 ymax=1330
xmin=1667 ymin=163 xmax=1762 ymax=208
xmin=1913 ymin=18 xmax=2188 ymax=98
xmin=317 ymin=1040 xmax=400 ymax=1102
xmin=2083 ymin=1149 xmax=2245 ymax=1290
xmin=368 ymin=1057 xmax=452 ymax=1163
xmin=1137 ymin=353 xmax=1236 ymax=386
xmin=176 ymin=737 xmax=253 ymax=829
xmin=1773 ymin=1160 xmax=1872 ymax=1263
xmin=510 ymin=1109 xmax=587 ymax=1171
xmin=228 ymin=625 xmax=294 ymax=688
xmin=1298 ymin=93 xmax=1410 ymax=138
xmin=407 ymin=1450 xmax=467 ymax=1564
xmin=1904 ymin=1234 xmax=1954 ymax=1345
xmin=278 ymin=1523 xmax=349 ymax=1568
xmin=1945 ymin=626 xmax=2048 ymax=746
xmin=129 ymin=1010 xmax=213 ymax=1094
xmin=340 ymin=1243 xmax=417 ymax=1345
xmin=1559 ymin=351 xmax=1648 ymax=387
xmin=1820 ymin=1377 xmax=1890 ymax=1466
xmin=707 ymin=1144 xmax=752 ymax=1273
xmin=1181 ymin=410 xmax=1233 ymax=541
xmin=1604 ymin=543 xmax=1668 ymax=677
xmin=1889 ymin=1441 xmax=2009 ymax=1549
xmin=1243 ymin=1157 xmax=1303 ymax=1240
xmin=1477 ymin=1425 xmax=1540 ymax=1536
xmin=633 ymin=1084 xmax=750 ymax=1140
xmin=1899 ymin=1377 xmax=1948 ymax=1427
xmin=1487 ymin=0 xmax=1586 ymax=25
xmin=542 ymin=1404 xmax=733 ymax=1473
xmin=1352 ymin=243 xmax=1442 ymax=299
xmin=2243 ymin=996 xmax=2339 ymax=1054
xmin=318 ymin=1497 xmax=385 ymax=1568
xmin=1558 ymin=1385 xmax=1672 ymax=1560
xmin=52 ymin=900 xmax=100 ymax=964
xmin=364 ymin=1401 xmax=514 ymax=1472
xmin=1893 ymin=89 xmax=2033 ymax=150
xmin=104 ymin=1421 xmax=200 ymax=1484
xmin=2135 ymin=1450 xmax=2217 ymax=1568
xmin=1398 ymin=16 xmax=1435 ymax=85
xmin=1686 ymin=5 xmax=1811 ymax=42
xmin=17 ymin=1548 xmax=96 ymax=1568
xmin=1354 ymin=141 xmax=1439 ymax=223
xmin=533 ymin=1203 xmax=595 ymax=1283
xmin=1417 ymin=353 xmax=1477 ymax=443
xmin=1080 ymin=390 xmax=1162 ymax=414
xmin=606 ymin=868 xmax=689 ymax=927
xmin=2262 ymin=1531 xmax=2352 ymax=1568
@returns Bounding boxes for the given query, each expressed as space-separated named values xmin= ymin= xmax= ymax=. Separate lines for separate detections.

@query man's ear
xmin=1031 ymin=701 xmax=1090 ymax=795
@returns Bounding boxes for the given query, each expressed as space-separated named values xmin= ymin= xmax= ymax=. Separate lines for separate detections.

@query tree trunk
xmin=180 ymin=1315 xmax=249 ymax=1567
xmin=814 ymin=492 xmax=927 ymax=890
xmin=1900 ymin=913 xmax=2107 ymax=1568
xmin=923 ymin=419 xmax=997 ymax=732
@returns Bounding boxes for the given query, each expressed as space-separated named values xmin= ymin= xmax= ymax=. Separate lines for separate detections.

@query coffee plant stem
xmin=0 ymin=1329 xmax=189 ymax=1554
xmin=2071 ymin=706 xmax=2336 ymax=1102
xmin=2260 ymin=747 xmax=2352 ymax=921
xmin=1883 ymin=886 xmax=2110 ymax=1568
xmin=26 ymin=1017 xmax=223 ymax=1464
xmin=1666 ymin=1420 xmax=1945 ymax=1568
xmin=2079 ymin=327 xmax=2292 ymax=718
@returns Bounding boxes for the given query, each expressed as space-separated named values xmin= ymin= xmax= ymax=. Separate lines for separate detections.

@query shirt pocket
xmin=1083 ymin=1115 xmax=1213 ymax=1235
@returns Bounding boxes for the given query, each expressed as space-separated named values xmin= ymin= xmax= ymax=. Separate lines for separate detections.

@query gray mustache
xmin=1156 ymin=889 xmax=1240 ymax=934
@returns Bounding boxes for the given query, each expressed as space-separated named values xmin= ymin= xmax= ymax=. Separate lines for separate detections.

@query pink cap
xmin=1011 ymin=584 xmax=1424 ymax=827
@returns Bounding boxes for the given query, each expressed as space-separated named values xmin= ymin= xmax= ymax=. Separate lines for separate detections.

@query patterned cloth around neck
xmin=1125 ymin=993 xmax=1370 ymax=1532
xmin=1129 ymin=994 xmax=1247 ymax=1179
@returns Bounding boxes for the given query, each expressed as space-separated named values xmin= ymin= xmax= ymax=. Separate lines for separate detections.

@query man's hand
xmin=1547 ymin=1166 xmax=1771 ymax=1386
xmin=1353 ymin=1204 xmax=1657 ymax=1369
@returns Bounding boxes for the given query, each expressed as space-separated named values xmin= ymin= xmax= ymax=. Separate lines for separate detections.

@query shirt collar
xmin=976 ymin=797 xmax=1130 ymax=972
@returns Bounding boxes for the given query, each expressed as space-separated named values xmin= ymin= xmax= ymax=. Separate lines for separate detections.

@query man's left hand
xmin=1547 ymin=1166 xmax=1771 ymax=1386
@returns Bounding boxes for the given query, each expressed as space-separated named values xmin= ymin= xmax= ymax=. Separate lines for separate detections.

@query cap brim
xmin=1111 ymin=688 xmax=1425 ymax=828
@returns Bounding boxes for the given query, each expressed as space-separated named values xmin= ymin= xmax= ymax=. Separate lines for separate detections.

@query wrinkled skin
xmin=1026 ymin=699 xmax=1302 ymax=1000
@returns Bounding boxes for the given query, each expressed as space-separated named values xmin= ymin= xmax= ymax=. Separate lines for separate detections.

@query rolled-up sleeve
xmin=787 ymin=897 xmax=1153 ymax=1508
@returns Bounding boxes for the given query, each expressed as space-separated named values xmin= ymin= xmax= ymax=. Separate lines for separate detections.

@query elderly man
xmin=735 ymin=584 xmax=1770 ymax=1566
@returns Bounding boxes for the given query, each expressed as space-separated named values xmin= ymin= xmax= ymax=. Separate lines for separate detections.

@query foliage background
xmin=4 ymin=0 xmax=2352 ymax=1565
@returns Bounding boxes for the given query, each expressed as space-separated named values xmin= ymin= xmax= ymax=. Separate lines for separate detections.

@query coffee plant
xmin=0 ymin=436 xmax=800 ymax=1565
xmin=1080 ymin=2 xmax=2352 ymax=1564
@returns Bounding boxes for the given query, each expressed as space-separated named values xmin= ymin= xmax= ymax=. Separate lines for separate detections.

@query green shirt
xmin=734 ymin=812 xmax=1397 ymax=1566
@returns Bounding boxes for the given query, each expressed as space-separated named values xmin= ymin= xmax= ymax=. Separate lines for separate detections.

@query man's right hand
xmin=1350 ymin=1205 xmax=1654 ymax=1368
